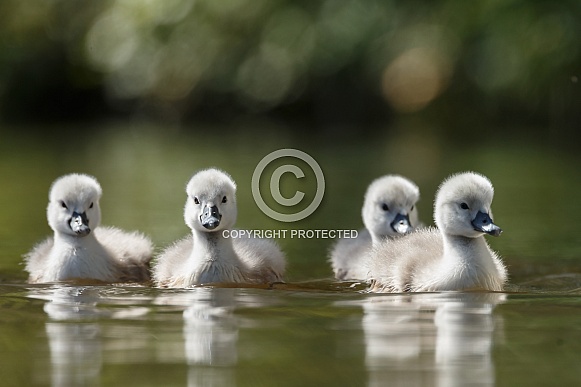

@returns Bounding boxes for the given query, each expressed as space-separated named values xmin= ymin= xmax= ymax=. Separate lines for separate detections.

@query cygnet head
xmin=434 ymin=172 xmax=502 ymax=238
xmin=184 ymin=168 xmax=237 ymax=233
xmin=46 ymin=174 xmax=102 ymax=237
xmin=362 ymin=175 xmax=420 ymax=238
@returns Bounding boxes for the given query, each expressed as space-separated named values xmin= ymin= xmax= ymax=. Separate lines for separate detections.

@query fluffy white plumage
xmin=24 ymin=174 xmax=153 ymax=283
xmin=367 ymin=172 xmax=507 ymax=292
xmin=153 ymin=168 xmax=285 ymax=287
xmin=329 ymin=175 xmax=421 ymax=280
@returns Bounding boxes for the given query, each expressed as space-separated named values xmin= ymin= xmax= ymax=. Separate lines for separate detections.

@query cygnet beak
xmin=390 ymin=213 xmax=412 ymax=234
xmin=69 ymin=211 xmax=90 ymax=236
xmin=200 ymin=205 xmax=222 ymax=230
xmin=472 ymin=211 xmax=502 ymax=237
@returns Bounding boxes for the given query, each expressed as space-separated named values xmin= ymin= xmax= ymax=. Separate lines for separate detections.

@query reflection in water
xmin=362 ymin=293 xmax=505 ymax=387
xmin=28 ymin=286 xmax=272 ymax=386
xmin=24 ymin=285 xmax=507 ymax=386
xmin=182 ymin=289 xmax=238 ymax=366
xmin=28 ymin=286 xmax=150 ymax=387
xmin=45 ymin=322 xmax=101 ymax=387
xmin=33 ymin=287 xmax=105 ymax=387
xmin=183 ymin=289 xmax=238 ymax=387
xmin=154 ymin=288 xmax=257 ymax=387
xmin=434 ymin=296 xmax=498 ymax=387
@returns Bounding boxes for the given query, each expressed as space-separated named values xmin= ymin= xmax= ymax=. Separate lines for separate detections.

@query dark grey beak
xmin=390 ymin=213 xmax=412 ymax=234
xmin=69 ymin=211 xmax=90 ymax=236
xmin=472 ymin=211 xmax=502 ymax=237
xmin=200 ymin=205 xmax=221 ymax=230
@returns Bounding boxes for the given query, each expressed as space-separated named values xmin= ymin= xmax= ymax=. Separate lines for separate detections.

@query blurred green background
xmin=1 ymin=0 xmax=580 ymax=284
xmin=0 ymin=0 xmax=579 ymax=134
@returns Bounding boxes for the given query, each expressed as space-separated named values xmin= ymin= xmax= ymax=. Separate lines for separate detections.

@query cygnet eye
xmin=460 ymin=203 xmax=469 ymax=210
xmin=381 ymin=203 xmax=389 ymax=211
xmin=410 ymin=205 xmax=415 ymax=211
xmin=89 ymin=202 xmax=94 ymax=209
xmin=194 ymin=197 xmax=200 ymax=205
xmin=222 ymin=196 xmax=227 ymax=204
xmin=60 ymin=201 xmax=68 ymax=209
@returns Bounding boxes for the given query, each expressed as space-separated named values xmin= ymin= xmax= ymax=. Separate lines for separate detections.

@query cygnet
xmin=367 ymin=172 xmax=507 ymax=292
xmin=24 ymin=174 xmax=154 ymax=283
xmin=153 ymin=168 xmax=286 ymax=287
xmin=329 ymin=175 xmax=421 ymax=280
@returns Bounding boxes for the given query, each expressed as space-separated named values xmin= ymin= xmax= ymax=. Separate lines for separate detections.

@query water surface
xmin=1 ymin=124 xmax=581 ymax=386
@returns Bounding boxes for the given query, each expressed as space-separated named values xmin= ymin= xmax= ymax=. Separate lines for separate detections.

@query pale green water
xmin=1 ymin=124 xmax=581 ymax=386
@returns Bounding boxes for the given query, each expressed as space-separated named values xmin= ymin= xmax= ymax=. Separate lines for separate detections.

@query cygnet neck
xmin=191 ymin=228 xmax=236 ymax=263
xmin=442 ymin=233 xmax=491 ymax=266
xmin=54 ymin=231 xmax=100 ymax=250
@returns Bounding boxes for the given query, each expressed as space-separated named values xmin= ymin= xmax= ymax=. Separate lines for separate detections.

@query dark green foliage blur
xmin=0 ymin=0 xmax=579 ymax=134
